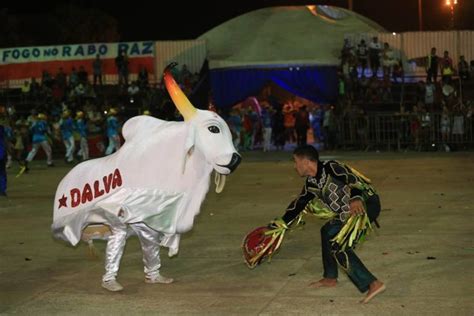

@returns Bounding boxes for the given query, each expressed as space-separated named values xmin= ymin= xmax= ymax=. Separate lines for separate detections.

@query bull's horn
xmin=214 ymin=172 xmax=226 ymax=194
xmin=163 ymin=63 xmax=197 ymax=121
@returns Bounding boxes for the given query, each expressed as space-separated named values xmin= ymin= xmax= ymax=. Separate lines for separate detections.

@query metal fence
xmin=337 ymin=112 xmax=474 ymax=151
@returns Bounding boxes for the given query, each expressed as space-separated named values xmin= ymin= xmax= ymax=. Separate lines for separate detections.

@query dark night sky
xmin=4 ymin=0 xmax=474 ymax=42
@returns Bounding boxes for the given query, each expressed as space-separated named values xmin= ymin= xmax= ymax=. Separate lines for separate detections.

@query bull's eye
xmin=208 ymin=125 xmax=220 ymax=133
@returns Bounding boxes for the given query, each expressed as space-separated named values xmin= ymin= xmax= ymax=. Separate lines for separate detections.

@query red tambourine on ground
xmin=242 ymin=223 xmax=287 ymax=269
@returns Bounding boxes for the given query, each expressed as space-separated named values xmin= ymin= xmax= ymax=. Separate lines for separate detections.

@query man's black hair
xmin=293 ymin=145 xmax=319 ymax=162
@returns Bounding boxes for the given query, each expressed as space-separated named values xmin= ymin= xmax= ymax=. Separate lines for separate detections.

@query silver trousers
xmin=102 ymin=222 xmax=162 ymax=282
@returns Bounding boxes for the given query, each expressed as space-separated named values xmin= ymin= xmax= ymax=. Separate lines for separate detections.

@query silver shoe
xmin=101 ymin=279 xmax=124 ymax=292
xmin=145 ymin=274 xmax=174 ymax=284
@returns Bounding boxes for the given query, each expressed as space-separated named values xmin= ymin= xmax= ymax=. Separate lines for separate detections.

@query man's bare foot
xmin=309 ymin=278 xmax=337 ymax=288
xmin=360 ymin=280 xmax=386 ymax=304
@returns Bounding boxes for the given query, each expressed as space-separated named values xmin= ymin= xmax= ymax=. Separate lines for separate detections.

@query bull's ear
xmin=182 ymin=124 xmax=196 ymax=173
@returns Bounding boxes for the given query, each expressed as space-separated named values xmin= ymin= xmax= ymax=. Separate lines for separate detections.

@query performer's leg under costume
xmin=103 ymin=222 xmax=162 ymax=282
xmin=129 ymin=222 xmax=162 ymax=280
xmin=102 ymin=223 xmax=128 ymax=282
xmin=320 ymin=194 xmax=381 ymax=293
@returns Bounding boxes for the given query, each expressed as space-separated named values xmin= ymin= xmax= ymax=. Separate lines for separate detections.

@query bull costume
xmin=52 ymin=64 xmax=241 ymax=292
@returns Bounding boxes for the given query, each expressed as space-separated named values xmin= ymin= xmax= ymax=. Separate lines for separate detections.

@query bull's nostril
xmin=228 ymin=153 xmax=241 ymax=172
xmin=218 ymin=153 xmax=241 ymax=173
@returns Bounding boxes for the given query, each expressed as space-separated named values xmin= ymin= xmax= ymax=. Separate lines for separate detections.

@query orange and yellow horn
xmin=163 ymin=63 xmax=197 ymax=121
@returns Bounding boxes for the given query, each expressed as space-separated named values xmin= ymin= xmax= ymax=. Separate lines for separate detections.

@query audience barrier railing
xmin=337 ymin=112 xmax=473 ymax=150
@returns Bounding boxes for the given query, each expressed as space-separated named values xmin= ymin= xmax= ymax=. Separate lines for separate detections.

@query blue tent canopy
xmin=210 ymin=65 xmax=338 ymax=109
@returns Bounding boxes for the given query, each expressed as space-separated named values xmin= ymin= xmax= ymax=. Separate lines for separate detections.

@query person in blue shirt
xmin=0 ymin=123 xmax=7 ymax=196
xmin=4 ymin=122 xmax=14 ymax=169
xmin=105 ymin=108 xmax=121 ymax=155
xmin=25 ymin=113 xmax=53 ymax=168
xmin=310 ymin=107 xmax=323 ymax=147
xmin=59 ymin=110 xmax=75 ymax=163
xmin=74 ymin=111 xmax=89 ymax=161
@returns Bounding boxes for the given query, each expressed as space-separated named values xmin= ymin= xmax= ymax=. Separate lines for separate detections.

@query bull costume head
xmin=163 ymin=63 xmax=241 ymax=192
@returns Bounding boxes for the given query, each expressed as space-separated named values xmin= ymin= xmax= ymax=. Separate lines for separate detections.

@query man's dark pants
xmin=320 ymin=194 xmax=381 ymax=292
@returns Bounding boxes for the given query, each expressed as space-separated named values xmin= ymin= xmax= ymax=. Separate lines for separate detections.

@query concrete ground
xmin=0 ymin=151 xmax=473 ymax=315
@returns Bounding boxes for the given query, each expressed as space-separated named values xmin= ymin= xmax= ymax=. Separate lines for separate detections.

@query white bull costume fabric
xmin=52 ymin=64 xmax=241 ymax=288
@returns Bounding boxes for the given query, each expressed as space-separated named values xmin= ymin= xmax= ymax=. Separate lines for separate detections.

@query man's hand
xmin=349 ymin=199 xmax=365 ymax=216
xmin=267 ymin=217 xmax=288 ymax=229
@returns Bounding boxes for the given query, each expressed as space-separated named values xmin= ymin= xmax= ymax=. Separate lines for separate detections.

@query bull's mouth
xmin=214 ymin=153 xmax=241 ymax=193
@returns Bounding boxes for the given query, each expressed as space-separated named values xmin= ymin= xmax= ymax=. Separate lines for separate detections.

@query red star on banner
xmin=58 ymin=194 xmax=67 ymax=209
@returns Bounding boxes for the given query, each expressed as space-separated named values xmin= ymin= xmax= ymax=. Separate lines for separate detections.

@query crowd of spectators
xmin=2 ymin=58 xmax=201 ymax=171
xmin=2 ymin=40 xmax=474 ymax=174
xmin=337 ymin=37 xmax=474 ymax=107
xmin=223 ymin=96 xmax=338 ymax=153
xmin=221 ymin=38 xmax=474 ymax=153
xmin=337 ymin=37 xmax=405 ymax=106
xmin=332 ymin=37 xmax=474 ymax=150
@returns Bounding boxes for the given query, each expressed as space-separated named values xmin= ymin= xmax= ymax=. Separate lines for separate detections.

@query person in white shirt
xmin=368 ymin=37 xmax=382 ymax=77
xmin=381 ymin=42 xmax=396 ymax=79
xmin=127 ymin=81 xmax=140 ymax=106
xmin=356 ymin=39 xmax=369 ymax=77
